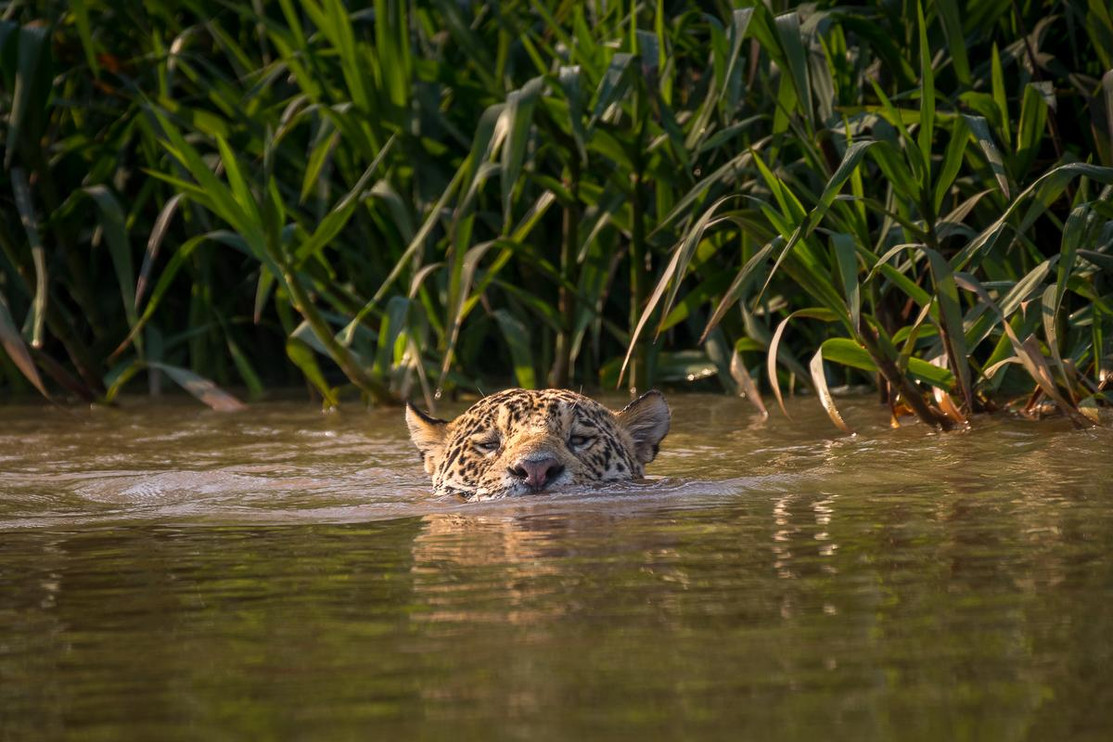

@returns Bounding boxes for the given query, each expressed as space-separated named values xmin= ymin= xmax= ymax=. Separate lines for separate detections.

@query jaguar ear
xmin=616 ymin=390 xmax=670 ymax=464
xmin=405 ymin=403 xmax=448 ymax=474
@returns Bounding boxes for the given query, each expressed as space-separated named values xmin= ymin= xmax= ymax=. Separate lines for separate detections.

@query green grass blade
xmin=990 ymin=43 xmax=1012 ymax=149
xmin=299 ymin=123 xmax=339 ymax=204
xmin=963 ymin=115 xmax=1011 ymax=199
xmin=103 ymin=358 xmax=144 ymax=404
xmin=1041 ymin=283 xmax=1071 ymax=398
xmin=831 ymin=233 xmax=860 ymax=332
xmin=954 ymin=163 xmax=1113 ymax=270
xmin=925 ymin=247 xmax=973 ymax=410
xmin=589 ymin=53 xmax=634 ymax=127
xmin=493 ymin=309 xmax=538 ymax=389
xmin=110 ymin=232 xmax=238 ymax=362
xmin=216 ymin=313 xmax=265 ymax=400
xmin=360 ymin=163 xmax=465 ymax=318
xmin=137 ymin=193 xmax=183 ymax=309
xmin=1016 ymin=82 xmax=1050 ymax=177
xmin=868 ymin=81 xmax=925 ymax=182
xmin=916 ymin=0 xmax=935 ymax=184
xmin=960 ymin=260 xmax=1051 ymax=351
xmin=9 ymin=167 xmax=46 ymax=348
xmin=5 ymin=24 xmax=51 ymax=169
xmin=83 ymin=186 xmax=139 ymax=334
xmin=755 ymin=141 xmax=877 ymax=305
xmin=822 ymin=337 xmax=955 ymax=389
xmin=374 ymin=0 xmax=412 ymax=110
xmin=375 ymin=295 xmax=410 ymax=377
xmin=702 ymin=237 xmax=780 ymax=342
xmin=0 ymin=289 xmax=48 ymax=397
xmin=653 ymin=140 xmax=768 ymax=235
xmin=623 ymin=201 xmax=735 ymax=382
xmin=932 ymin=116 xmax=969 ymax=215
xmin=954 ymin=274 xmax=1090 ymax=426
xmin=774 ymin=11 xmax=812 ymax=126
xmin=557 ymin=66 xmax=589 ymax=163
xmin=294 ymin=134 xmax=397 ymax=267
xmin=69 ymin=0 xmax=99 ymax=75
xmin=501 ymin=77 xmax=543 ymax=232
xmin=935 ymin=0 xmax=970 ymax=86
xmin=1054 ymin=204 xmax=1088 ymax=312
xmin=438 ymin=240 xmax=502 ymax=390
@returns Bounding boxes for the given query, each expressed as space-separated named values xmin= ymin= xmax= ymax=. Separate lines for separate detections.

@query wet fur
xmin=406 ymin=389 xmax=670 ymax=501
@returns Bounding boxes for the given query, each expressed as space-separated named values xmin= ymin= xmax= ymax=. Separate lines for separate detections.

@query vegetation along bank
xmin=0 ymin=0 xmax=1111 ymax=429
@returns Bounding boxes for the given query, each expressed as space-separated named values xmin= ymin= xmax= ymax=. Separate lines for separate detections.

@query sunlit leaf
xmin=149 ymin=361 xmax=247 ymax=411
xmin=729 ymin=347 xmax=768 ymax=419
xmin=767 ymin=308 xmax=839 ymax=418
xmin=286 ymin=337 xmax=339 ymax=408
xmin=810 ymin=348 xmax=853 ymax=434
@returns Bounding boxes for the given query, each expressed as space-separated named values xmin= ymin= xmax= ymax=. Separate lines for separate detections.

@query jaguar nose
xmin=508 ymin=456 xmax=565 ymax=490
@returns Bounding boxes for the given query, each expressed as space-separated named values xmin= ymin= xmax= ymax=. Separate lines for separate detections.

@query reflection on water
xmin=1 ymin=395 xmax=1112 ymax=739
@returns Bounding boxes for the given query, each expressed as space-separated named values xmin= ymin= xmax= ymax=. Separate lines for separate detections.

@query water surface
xmin=2 ymin=395 xmax=1111 ymax=739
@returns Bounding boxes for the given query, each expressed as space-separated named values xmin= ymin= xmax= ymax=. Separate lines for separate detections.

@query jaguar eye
xmin=473 ymin=437 xmax=500 ymax=454
xmin=569 ymin=434 xmax=594 ymax=449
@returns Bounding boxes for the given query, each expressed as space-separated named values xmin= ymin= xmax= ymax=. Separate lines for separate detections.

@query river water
xmin=1 ymin=394 xmax=1111 ymax=739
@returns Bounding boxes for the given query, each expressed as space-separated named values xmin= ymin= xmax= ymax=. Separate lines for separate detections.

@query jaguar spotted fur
xmin=406 ymin=388 xmax=670 ymax=500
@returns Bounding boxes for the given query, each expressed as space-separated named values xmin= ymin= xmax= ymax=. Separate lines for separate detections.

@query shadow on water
xmin=2 ymin=394 xmax=1112 ymax=739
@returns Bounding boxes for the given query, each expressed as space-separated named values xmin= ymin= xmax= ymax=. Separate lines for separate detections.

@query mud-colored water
xmin=2 ymin=394 xmax=1111 ymax=739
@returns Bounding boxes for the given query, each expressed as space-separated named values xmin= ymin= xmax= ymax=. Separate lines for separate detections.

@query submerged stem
xmin=861 ymin=329 xmax=953 ymax=430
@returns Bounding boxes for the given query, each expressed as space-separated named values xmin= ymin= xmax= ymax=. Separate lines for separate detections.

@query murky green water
xmin=2 ymin=394 xmax=1112 ymax=740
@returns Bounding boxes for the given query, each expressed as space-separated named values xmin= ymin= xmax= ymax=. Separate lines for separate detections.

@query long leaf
xmin=9 ymin=167 xmax=45 ymax=348
xmin=84 ymin=186 xmax=139 ymax=334
xmin=754 ymin=141 xmax=878 ymax=307
xmin=623 ymin=196 xmax=738 ymax=381
xmin=916 ymin=0 xmax=935 ymax=183
xmin=925 ymin=247 xmax=973 ymax=410
xmin=767 ymin=308 xmax=839 ymax=417
xmin=0 ymin=289 xmax=48 ymax=397
xmin=286 ymin=337 xmax=339 ymax=408
xmin=810 ymin=348 xmax=853 ymax=434
xmin=729 ymin=347 xmax=768 ymax=419
xmin=138 ymin=193 xmax=183 ymax=308
xmin=964 ymin=115 xmax=1010 ymax=199
xmin=149 ymin=361 xmax=247 ymax=411
xmin=954 ymin=274 xmax=1091 ymax=427
xmin=821 ymin=337 xmax=955 ymax=389
xmin=831 ymin=233 xmax=860 ymax=331
xmin=494 ymin=309 xmax=537 ymax=389
xmin=501 ymin=77 xmax=543 ymax=231
xmin=5 ymin=25 xmax=51 ymax=169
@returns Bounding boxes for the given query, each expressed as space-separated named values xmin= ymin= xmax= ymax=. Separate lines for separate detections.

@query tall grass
xmin=0 ymin=0 xmax=1111 ymax=427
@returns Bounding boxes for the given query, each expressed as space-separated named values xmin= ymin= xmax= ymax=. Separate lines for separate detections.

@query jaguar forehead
xmin=496 ymin=402 xmax=512 ymax=430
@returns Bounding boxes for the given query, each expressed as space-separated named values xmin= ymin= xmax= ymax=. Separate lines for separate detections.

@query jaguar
xmin=406 ymin=388 xmax=670 ymax=500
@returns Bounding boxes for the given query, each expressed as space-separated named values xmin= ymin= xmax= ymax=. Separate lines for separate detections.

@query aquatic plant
xmin=0 ymin=1 xmax=1110 ymax=429
xmin=632 ymin=1 xmax=1113 ymax=429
